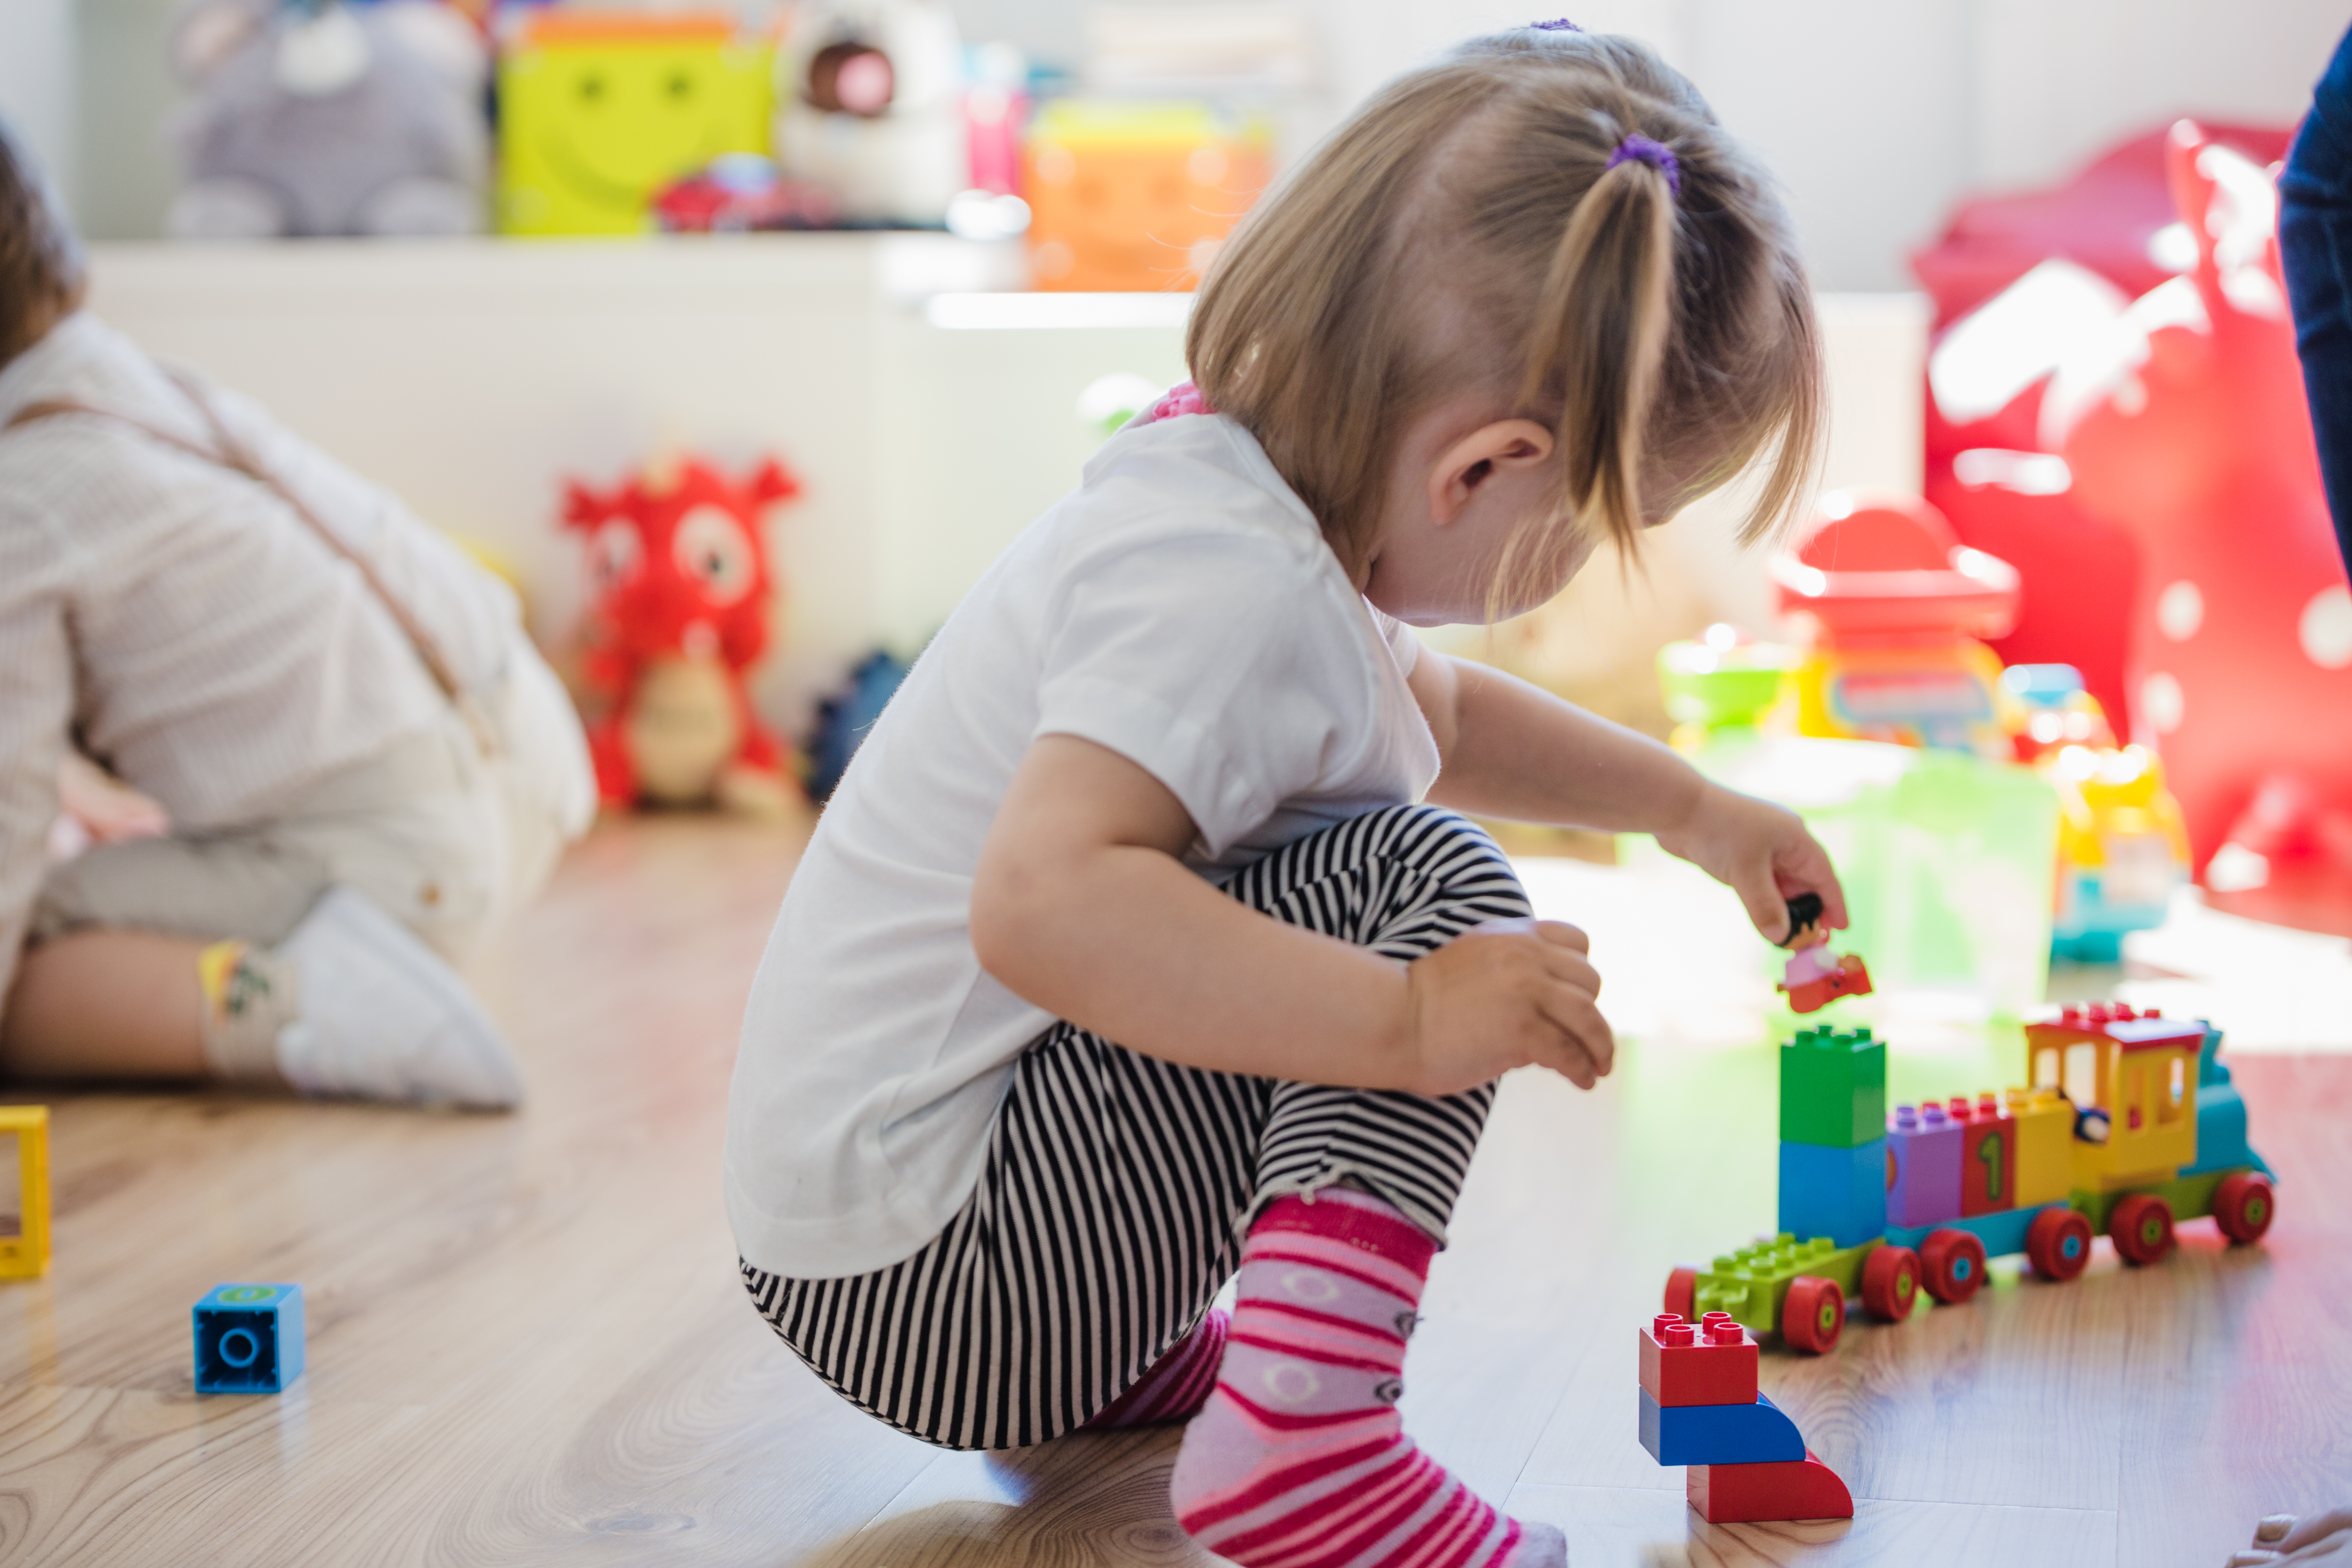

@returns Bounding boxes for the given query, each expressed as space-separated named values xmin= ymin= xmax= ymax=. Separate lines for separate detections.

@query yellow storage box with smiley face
xmin=499 ymin=12 xmax=774 ymax=236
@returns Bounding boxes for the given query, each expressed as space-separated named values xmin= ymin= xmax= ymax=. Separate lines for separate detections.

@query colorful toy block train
xmin=1665 ymin=1003 xmax=2276 ymax=1352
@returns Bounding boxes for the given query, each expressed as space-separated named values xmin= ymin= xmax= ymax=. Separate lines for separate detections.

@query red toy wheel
xmin=1919 ymin=1228 xmax=1989 ymax=1304
xmin=2025 ymin=1207 xmax=2094 ymax=1282
xmin=2108 ymin=1193 xmax=2176 ymax=1265
xmin=1860 ymin=1245 xmax=1921 ymax=1321
xmin=1782 ymin=1275 xmax=1845 ymax=1354
xmin=1664 ymin=1265 xmax=1698 ymax=1322
xmin=2212 ymin=1173 xmax=2275 ymax=1245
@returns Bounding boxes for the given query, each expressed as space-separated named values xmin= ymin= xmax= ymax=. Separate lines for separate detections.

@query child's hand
xmin=2231 ymin=1510 xmax=2352 ymax=1565
xmin=1655 ymin=781 xmax=1848 ymax=947
xmin=1401 ymin=918 xmax=1613 ymax=1096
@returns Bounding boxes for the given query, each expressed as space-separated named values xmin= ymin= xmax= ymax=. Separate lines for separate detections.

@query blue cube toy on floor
xmin=193 ymin=1283 xmax=305 ymax=1393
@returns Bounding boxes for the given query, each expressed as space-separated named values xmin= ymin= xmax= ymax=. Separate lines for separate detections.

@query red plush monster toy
xmin=564 ymin=456 xmax=804 ymax=817
xmin=2049 ymin=123 xmax=2352 ymax=897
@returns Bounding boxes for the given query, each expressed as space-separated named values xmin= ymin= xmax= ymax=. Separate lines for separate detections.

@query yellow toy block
xmin=2002 ymin=1087 xmax=2076 ymax=1209
xmin=0 ymin=1106 xmax=52 ymax=1281
xmin=499 ymin=12 xmax=774 ymax=236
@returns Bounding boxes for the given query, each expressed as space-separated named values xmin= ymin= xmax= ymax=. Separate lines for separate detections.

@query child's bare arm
xmin=971 ymin=734 xmax=1614 ymax=1096
xmin=1410 ymin=653 xmax=1847 ymax=945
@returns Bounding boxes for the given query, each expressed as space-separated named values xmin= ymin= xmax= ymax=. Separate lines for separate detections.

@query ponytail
xmin=1523 ymin=141 xmax=1679 ymax=556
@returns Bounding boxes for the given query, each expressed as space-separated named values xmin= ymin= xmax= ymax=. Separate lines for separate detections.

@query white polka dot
xmin=2300 ymin=584 xmax=2352 ymax=669
xmin=2142 ymin=671 xmax=2185 ymax=734
xmin=2156 ymin=580 xmax=2203 ymax=641
xmin=1280 ymin=1269 xmax=1339 ymax=1303
xmin=1262 ymin=1361 xmax=1321 ymax=1404
xmin=2114 ymin=375 xmax=2149 ymax=416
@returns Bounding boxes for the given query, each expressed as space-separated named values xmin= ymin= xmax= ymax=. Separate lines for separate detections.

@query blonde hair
xmin=1187 ymin=27 xmax=1822 ymax=598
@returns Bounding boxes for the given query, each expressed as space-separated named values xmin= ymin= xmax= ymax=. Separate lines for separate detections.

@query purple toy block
xmin=1886 ymin=1102 xmax=1963 ymax=1228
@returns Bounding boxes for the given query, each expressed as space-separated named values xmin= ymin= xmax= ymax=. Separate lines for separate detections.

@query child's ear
xmin=1428 ymin=419 xmax=1555 ymax=527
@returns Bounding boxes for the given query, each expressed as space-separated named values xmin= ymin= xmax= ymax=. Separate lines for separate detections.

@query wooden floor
xmin=0 ymin=817 xmax=2346 ymax=1567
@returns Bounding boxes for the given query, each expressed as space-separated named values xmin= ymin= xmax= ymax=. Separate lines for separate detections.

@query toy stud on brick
xmin=1775 ymin=893 xmax=1873 ymax=1013
xmin=1641 ymin=1312 xmax=1760 ymax=1408
xmin=192 ymin=1283 xmax=305 ymax=1394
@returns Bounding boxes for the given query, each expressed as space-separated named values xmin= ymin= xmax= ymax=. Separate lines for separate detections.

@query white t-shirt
xmin=723 ymin=410 xmax=1441 ymax=1279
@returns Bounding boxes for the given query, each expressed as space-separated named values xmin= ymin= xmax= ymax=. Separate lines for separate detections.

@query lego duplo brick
xmin=2003 ymin=1087 xmax=2076 ymax=1207
xmin=193 ymin=1283 xmax=305 ymax=1394
xmin=1687 ymin=1453 xmax=1855 ymax=1523
xmin=1777 ymin=1136 xmax=1889 ymax=1248
xmin=1640 ymin=1313 xmax=1758 ymax=1408
xmin=0 ymin=1106 xmax=51 ymax=1281
xmin=1690 ymin=1234 xmax=1859 ymax=1334
xmin=1777 ymin=1026 xmax=1886 ymax=1148
xmin=1953 ymin=1094 xmax=2019 ymax=1216
xmin=1886 ymin=1102 xmax=1963 ymax=1228
xmin=1638 ymin=1387 xmax=1807 ymax=1467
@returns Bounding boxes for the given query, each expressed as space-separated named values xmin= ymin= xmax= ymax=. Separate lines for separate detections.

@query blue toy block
xmin=1886 ymin=1103 xmax=1963 ymax=1228
xmin=1887 ymin=1200 xmax=2067 ymax=1259
xmin=1778 ymin=1136 xmax=1888 ymax=1248
xmin=1637 ymin=1388 xmax=1807 ymax=1467
xmin=193 ymin=1283 xmax=305 ymax=1394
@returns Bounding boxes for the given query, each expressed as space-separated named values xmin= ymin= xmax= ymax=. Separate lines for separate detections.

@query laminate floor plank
xmin=0 ymin=828 xmax=2343 ymax=1566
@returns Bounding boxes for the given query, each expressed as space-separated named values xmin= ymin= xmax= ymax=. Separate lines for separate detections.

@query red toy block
xmin=1687 ymin=1450 xmax=1855 ymax=1524
xmin=1640 ymin=1312 xmax=1759 ymax=1408
xmin=1955 ymin=1093 xmax=2018 ymax=1217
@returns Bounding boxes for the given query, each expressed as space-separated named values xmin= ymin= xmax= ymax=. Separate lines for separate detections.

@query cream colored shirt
xmin=0 ymin=313 xmax=526 ymax=999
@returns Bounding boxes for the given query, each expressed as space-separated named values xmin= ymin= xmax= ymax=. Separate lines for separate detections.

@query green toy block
xmin=1689 ymin=1233 xmax=1880 ymax=1339
xmin=1777 ymin=1025 xmax=1887 ymax=1148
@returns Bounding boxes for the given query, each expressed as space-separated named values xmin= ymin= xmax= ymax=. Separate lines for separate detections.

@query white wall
xmin=80 ymin=236 xmax=1922 ymax=739
xmin=960 ymin=0 xmax=2348 ymax=291
xmin=27 ymin=0 xmax=2345 ymax=273
xmin=0 ymin=0 xmax=78 ymax=208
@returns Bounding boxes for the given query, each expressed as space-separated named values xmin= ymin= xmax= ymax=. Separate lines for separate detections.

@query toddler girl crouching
xmin=727 ymin=24 xmax=1844 ymax=1566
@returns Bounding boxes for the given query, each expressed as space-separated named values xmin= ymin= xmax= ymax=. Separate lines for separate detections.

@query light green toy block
xmin=498 ymin=15 xmax=773 ymax=236
xmin=1691 ymin=1233 xmax=1880 ymax=1338
xmin=1778 ymin=1025 xmax=1887 ymax=1148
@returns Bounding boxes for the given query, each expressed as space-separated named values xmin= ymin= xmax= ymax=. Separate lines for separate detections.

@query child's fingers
xmin=1731 ymin=855 xmax=1794 ymax=945
xmin=1534 ymin=980 xmax=1614 ymax=1080
xmin=2275 ymin=1510 xmax=2352 ymax=1555
xmin=1534 ymin=919 xmax=1590 ymax=954
xmin=1777 ymin=832 xmax=1850 ymax=930
xmin=1536 ymin=942 xmax=1602 ymax=1000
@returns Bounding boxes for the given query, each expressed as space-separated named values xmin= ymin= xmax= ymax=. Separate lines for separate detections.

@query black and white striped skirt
xmin=741 ymin=804 xmax=1531 ymax=1450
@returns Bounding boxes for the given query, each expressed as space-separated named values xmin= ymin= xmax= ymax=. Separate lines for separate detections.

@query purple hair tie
xmin=1606 ymin=133 xmax=1681 ymax=197
xmin=1531 ymin=18 xmax=1582 ymax=29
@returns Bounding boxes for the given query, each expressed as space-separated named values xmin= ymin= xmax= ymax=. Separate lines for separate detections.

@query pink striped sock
xmin=1169 ymin=1188 xmax=1564 ymax=1568
xmin=1083 ymin=1308 xmax=1230 ymax=1429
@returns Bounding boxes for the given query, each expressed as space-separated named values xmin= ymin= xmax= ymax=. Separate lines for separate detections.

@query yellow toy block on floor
xmin=499 ymin=12 xmax=774 ymax=236
xmin=2002 ymin=1087 xmax=2075 ymax=1209
xmin=0 ymin=1106 xmax=51 ymax=1280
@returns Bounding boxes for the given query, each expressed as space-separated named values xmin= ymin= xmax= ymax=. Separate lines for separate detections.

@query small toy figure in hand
xmin=564 ymin=455 xmax=804 ymax=820
xmin=1777 ymin=891 xmax=1873 ymax=1013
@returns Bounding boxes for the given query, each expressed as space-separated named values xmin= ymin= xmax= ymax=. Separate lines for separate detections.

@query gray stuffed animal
xmin=168 ymin=0 xmax=489 ymax=238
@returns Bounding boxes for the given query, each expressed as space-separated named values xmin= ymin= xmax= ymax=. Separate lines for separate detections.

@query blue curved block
xmin=1637 ymin=1387 xmax=1806 ymax=1466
